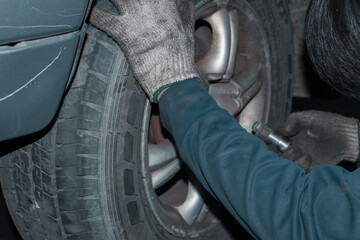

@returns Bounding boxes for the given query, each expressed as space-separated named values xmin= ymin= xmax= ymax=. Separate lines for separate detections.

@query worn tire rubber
xmin=0 ymin=0 xmax=294 ymax=239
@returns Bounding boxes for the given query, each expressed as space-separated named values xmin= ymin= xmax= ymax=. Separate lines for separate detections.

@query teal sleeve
xmin=158 ymin=78 xmax=360 ymax=239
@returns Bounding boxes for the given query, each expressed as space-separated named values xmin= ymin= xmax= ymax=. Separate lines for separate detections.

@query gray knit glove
xmin=280 ymin=110 xmax=360 ymax=170
xmin=90 ymin=0 xmax=199 ymax=102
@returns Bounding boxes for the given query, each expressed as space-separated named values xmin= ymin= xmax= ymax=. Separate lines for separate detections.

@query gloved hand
xmin=90 ymin=0 xmax=199 ymax=102
xmin=279 ymin=110 xmax=360 ymax=171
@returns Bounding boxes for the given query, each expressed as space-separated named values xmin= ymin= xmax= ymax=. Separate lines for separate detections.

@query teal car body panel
xmin=0 ymin=0 xmax=92 ymax=141
xmin=0 ymin=0 xmax=89 ymax=44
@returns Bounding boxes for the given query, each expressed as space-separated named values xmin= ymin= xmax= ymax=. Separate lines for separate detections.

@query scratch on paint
xmin=0 ymin=25 xmax=74 ymax=30
xmin=57 ymin=13 xmax=83 ymax=18
xmin=0 ymin=47 xmax=64 ymax=102
xmin=31 ymin=7 xmax=83 ymax=18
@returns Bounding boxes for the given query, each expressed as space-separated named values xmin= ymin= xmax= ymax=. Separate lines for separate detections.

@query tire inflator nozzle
xmin=252 ymin=122 xmax=291 ymax=152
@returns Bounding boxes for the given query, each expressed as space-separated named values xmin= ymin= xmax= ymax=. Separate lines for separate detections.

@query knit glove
xmin=280 ymin=110 xmax=360 ymax=170
xmin=90 ymin=0 xmax=199 ymax=102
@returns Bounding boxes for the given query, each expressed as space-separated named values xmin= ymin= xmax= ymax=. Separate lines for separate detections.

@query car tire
xmin=0 ymin=0 xmax=293 ymax=239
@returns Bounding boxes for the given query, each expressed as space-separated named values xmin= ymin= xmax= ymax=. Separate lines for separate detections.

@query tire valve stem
xmin=252 ymin=122 xmax=291 ymax=152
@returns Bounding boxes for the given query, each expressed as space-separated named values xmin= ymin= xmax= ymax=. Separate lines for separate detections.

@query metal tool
xmin=252 ymin=122 xmax=291 ymax=152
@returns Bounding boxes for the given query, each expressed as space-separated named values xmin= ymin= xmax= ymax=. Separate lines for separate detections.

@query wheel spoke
xmin=148 ymin=139 xmax=177 ymax=169
xmin=236 ymin=55 xmax=262 ymax=91
xmin=239 ymin=76 xmax=263 ymax=109
xmin=176 ymin=182 xmax=204 ymax=225
xmin=209 ymin=57 xmax=263 ymax=116
xmin=209 ymin=80 xmax=242 ymax=115
xmin=151 ymin=159 xmax=180 ymax=190
xmin=235 ymin=55 xmax=263 ymax=109
xmin=197 ymin=7 xmax=231 ymax=81
xmin=223 ymin=9 xmax=239 ymax=81
xmin=197 ymin=8 xmax=239 ymax=82
xmin=196 ymin=203 xmax=209 ymax=223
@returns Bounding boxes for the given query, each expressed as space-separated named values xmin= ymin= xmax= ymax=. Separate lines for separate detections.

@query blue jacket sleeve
xmin=158 ymin=78 xmax=360 ymax=240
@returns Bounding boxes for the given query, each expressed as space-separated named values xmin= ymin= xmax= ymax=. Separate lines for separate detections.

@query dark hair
xmin=305 ymin=0 xmax=360 ymax=98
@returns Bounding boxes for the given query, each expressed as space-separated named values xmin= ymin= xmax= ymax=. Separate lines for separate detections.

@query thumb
xmin=279 ymin=113 xmax=302 ymax=137
xmin=177 ymin=0 xmax=195 ymax=33
xmin=90 ymin=7 xmax=122 ymax=37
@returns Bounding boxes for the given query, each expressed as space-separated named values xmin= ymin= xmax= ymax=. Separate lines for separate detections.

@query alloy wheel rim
xmin=144 ymin=1 xmax=271 ymax=236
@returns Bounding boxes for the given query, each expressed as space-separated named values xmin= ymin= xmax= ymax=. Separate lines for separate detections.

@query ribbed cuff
xmin=357 ymin=120 xmax=360 ymax=162
xmin=339 ymin=118 xmax=360 ymax=162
